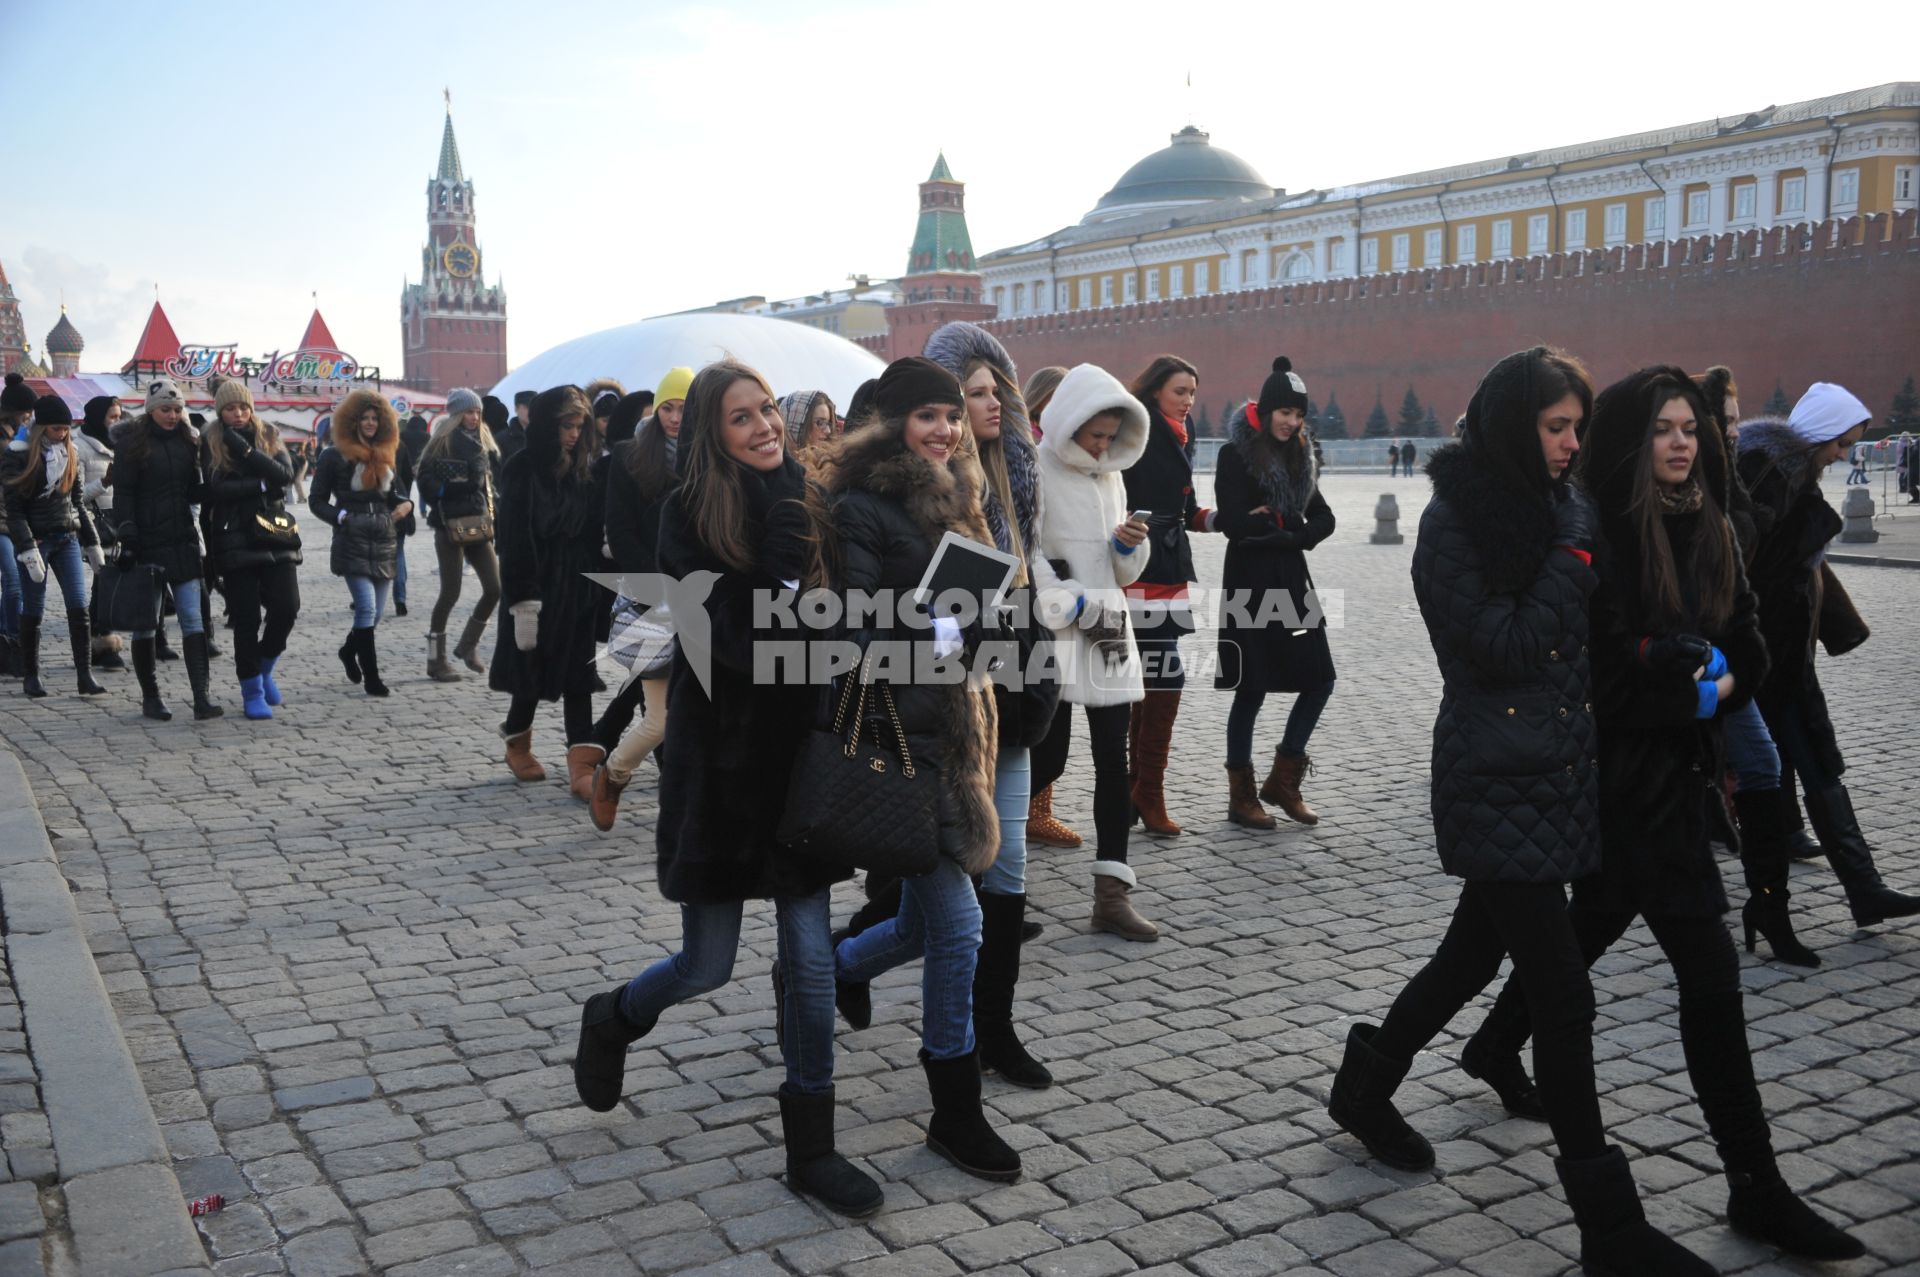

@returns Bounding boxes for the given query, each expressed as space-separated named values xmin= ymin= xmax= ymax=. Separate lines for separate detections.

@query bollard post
xmin=1838 ymin=487 xmax=1879 ymax=543
xmin=1370 ymin=493 xmax=1404 ymax=545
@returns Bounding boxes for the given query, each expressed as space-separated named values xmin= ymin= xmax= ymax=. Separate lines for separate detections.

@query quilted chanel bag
xmin=776 ymin=651 xmax=939 ymax=878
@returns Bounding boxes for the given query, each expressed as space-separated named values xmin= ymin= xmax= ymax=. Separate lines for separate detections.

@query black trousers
xmin=223 ymin=563 xmax=300 ymax=679
xmin=505 ymin=690 xmax=594 ymax=745
xmin=1030 ymin=701 xmax=1132 ymax=863
xmin=1373 ymin=881 xmax=1605 ymax=1159
xmin=1469 ymin=902 xmax=1774 ymax=1177
xmin=592 ymin=675 xmax=648 ymax=751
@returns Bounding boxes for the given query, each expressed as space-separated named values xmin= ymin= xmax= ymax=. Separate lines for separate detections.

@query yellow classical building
xmin=978 ymin=83 xmax=1920 ymax=315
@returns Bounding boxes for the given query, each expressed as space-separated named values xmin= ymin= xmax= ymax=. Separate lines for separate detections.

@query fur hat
xmin=445 ymin=387 xmax=482 ymax=417
xmin=481 ymin=394 xmax=509 ymax=433
xmin=144 ymin=378 xmax=187 ymax=411
xmin=1 ymin=373 xmax=35 ymax=414
xmin=924 ymin=321 xmax=1017 ymax=385
xmin=655 ymin=366 xmax=694 ymax=406
xmin=845 ymin=378 xmax=878 ymax=431
xmin=870 ymin=357 xmax=964 ymax=424
xmin=213 ymin=379 xmax=255 ymax=415
xmin=513 ymin=389 xmax=536 ymax=408
xmin=33 ymin=394 xmax=72 ymax=426
xmin=1788 ymin=382 xmax=1869 ymax=446
xmin=1257 ymin=357 xmax=1309 ymax=419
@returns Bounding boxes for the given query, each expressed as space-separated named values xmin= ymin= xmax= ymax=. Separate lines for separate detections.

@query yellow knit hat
xmin=655 ymin=366 xmax=694 ymax=406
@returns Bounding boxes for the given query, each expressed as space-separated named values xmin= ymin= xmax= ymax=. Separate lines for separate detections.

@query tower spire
xmin=437 ymin=99 xmax=464 ymax=183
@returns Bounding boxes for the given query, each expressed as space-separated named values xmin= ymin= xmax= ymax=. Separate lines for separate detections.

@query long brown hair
xmin=332 ymin=389 xmax=400 ymax=489
xmin=1243 ymin=402 xmax=1312 ymax=475
xmin=962 ymin=357 xmax=1030 ymax=587
xmin=6 ymin=421 xmax=77 ymax=496
xmin=1128 ymin=354 xmax=1200 ymax=420
xmin=623 ymin=409 xmax=675 ymax=502
xmin=545 ymin=387 xmax=601 ymax=484
xmin=205 ymin=405 xmax=288 ymax=478
xmin=1627 ymin=376 xmax=1736 ymax=632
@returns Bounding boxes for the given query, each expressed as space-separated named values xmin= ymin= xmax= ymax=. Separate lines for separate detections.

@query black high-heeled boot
xmin=67 ymin=609 xmax=107 ymax=695
xmin=1804 ymin=782 xmax=1920 ymax=926
xmin=131 ymin=637 xmax=171 ymax=720
xmin=1460 ymin=1030 xmax=1548 ymax=1120
xmin=1734 ymin=789 xmax=1818 ymax=967
xmin=183 ymin=632 xmax=223 ymax=719
xmin=18 ymin=618 xmax=46 ymax=698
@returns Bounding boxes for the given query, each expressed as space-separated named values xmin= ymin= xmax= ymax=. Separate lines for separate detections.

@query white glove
xmin=85 ymin=546 xmax=106 ymax=570
xmin=511 ymin=602 xmax=541 ymax=651
xmin=19 ymin=548 xmax=46 ymax=583
xmin=930 ymin=614 xmax=963 ymax=659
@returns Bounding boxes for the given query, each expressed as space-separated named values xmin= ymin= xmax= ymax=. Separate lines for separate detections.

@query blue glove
xmin=1704 ymin=645 xmax=1728 ymax=680
xmin=1694 ymin=679 xmax=1721 ymax=720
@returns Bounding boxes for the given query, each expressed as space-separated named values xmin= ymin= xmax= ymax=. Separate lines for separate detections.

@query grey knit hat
xmin=143 ymin=378 xmax=186 ymax=411
xmin=445 ymin=387 xmax=482 ymax=416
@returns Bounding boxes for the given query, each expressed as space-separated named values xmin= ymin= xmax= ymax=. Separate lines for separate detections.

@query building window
xmin=1099 ymin=276 xmax=1113 ymax=306
xmin=1528 ymin=213 xmax=1549 ymax=254
xmin=1122 ymin=272 xmax=1137 ymax=303
xmin=1491 ymin=219 xmax=1512 ymax=258
xmin=1685 ymin=189 xmax=1709 ymax=227
xmin=1242 ymin=249 xmax=1259 ymax=289
xmin=1456 ymin=224 xmax=1477 ymax=262
xmin=1012 ymin=283 xmax=1026 ymax=313
xmin=991 ymin=287 xmax=1005 ymax=312
xmin=1645 ymin=196 xmax=1666 ymax=238
xmin=1423 ymin=228 xmax=1443 ymax=265
xmin=1330 ymin=241 xmax=1349 ymax=272
xmin=1565 ymin=209 xmax=1588 ymax=249
xmin=1170 ymin=265 xmax=1185 ymax=297
xmin=1145 ymin=269 xmax=1160 ymax=301
xmin=1058 ymin=283 xmax=1071 ymax=310
xmin=1780 ymin=175 xmax=1806 ymax=215
xmin=1896 ymin=166 xmax=1916 ymax=203
xmin=1604 ymin=203 xmax=1627 ymax=243
xmin=1391 ymin=233 xmax=1410 ymax=271
xmin=1732 ymin=183 xmax=1756 ymax=221
xmin=1077 ymin=279 xmax=1091 ymax=309
xmin=1282 ymin=252 xmax=1312 ymax=280
xmin=1195 ymin=261 xmax=1210 ymax=292
xmin=1834 ymin=167 xmax=1860 ymax=209
xmin=1360 ymin=238 xmax=1379 ymax=274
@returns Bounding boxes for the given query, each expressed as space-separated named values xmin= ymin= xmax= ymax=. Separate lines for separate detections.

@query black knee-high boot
xmin=132 ymin=637 xmax=171 ymax=720
xmin=356 ymin=628 xmax=389 ymax=697
xmin=18 ymin=617 xmax=45 ymax=698
xmin=1735 ymin=788 xmax=1819 ymax=967
xmin=67 ymin=609 xmax=107 ymax=695
xmin=184 ymin=632 xmax=223 ymax=719
xmin=974 ymin=891 xmax=1051 ymax=1089
xmin=1804 ymin=783 xmax=1920 ymax=926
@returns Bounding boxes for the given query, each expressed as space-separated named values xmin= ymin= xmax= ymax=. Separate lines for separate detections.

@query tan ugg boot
xmin=567 ymin=744 xmax=606 ymax=802
xmin=589 ymin=764 xmax=628 ymax=831
xmin=1090 ymin=863 xmax=1159 ymax=942
xmin=1027 ymin=784 xmax=1082 ymax=848
xmin=502 ymin=727 xmax=546 ymax=782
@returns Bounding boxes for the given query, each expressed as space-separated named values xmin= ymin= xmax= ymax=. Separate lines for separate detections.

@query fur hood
xmin=1228 ymin=401 xmax=1319 ymax=520
xmin=1037 ymin=364 xmax=1148 ymax=476
xmin=331 ymin=390 xmax=399 ymax=460
xmin=924 ymin=322 xmax=1041 ymax=560
xmin=825 ymin=414 xmax=995 ymax=549
xmin=584 ymin=377 xmax=626 ymax=407
xmin=1426 ymin=440 xmax=1557 ymax=595
xmin=1735 ymin=416 xmax=1819 ymax=494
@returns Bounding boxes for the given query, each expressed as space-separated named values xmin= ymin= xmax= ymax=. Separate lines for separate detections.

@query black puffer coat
xmin=2 ymin=440 xmax=98 ymax=549
xmin=200 ymin=423 xmax=302 ymax=573
xmin=308 ymin=446 xmax=403 ymax=579
xmin=1414 ymin=438 xmax=1599 ymax=885
xmin=417 ymin=426 xmax=497 ymax=531
xmin=111 ymin=415 xmax=204 ymax=585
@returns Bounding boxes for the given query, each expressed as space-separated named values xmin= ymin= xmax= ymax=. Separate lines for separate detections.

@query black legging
xmin=504 ymin=690 xmax=594 ymax=745
xmin=592 ymin=675 xmax=648 ymax=751
xmin=1030 ymin=701 xmax=1131 ymax=864
xmin=1372 ymin=881 xmax=1605 ymax=1159
xmin=223 ymin=563 xmax=300 ymax=679
xmin=1467 ymin=903 xmax=1773 ymax=1176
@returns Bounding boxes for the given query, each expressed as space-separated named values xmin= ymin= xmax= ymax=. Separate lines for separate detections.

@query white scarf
xmin=41 ymin=442 xmax=69 ymax=496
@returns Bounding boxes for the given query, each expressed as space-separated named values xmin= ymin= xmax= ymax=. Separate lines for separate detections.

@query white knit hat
xmin=1788 ymin=382 xmax=1870 ymax=445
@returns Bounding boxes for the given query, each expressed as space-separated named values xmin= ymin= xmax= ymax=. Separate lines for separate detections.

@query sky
xmin=3 ymin=1 xmax=1914 ymax=381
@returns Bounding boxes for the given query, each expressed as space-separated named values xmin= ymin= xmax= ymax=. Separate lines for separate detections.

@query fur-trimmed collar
xmin=1736 ymin=417 xmax=1817 ymax=493
xmin=1229 ymin=402 xmax=1319 ymax=520
xmin=1426 ymin=441 xmax=1556 ymax=593
xmin=825 ymin=420 xmax=994 ymax=547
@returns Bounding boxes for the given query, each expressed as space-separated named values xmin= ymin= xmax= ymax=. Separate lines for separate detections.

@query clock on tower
xmin=442 ymin=242 xmax=478 ymax=279
xmin=401 ymin=101 xmax=508 ymax=394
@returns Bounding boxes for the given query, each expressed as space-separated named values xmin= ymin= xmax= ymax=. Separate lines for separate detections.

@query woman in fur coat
xmin=1029 ymin=364 xmax=1154 ymax=938
xmin=1214 ymin=358 xmax=1337 ymax=830
xmin=825 ymin=355 xmax=1022 ymax=1183
xmin=1457 ymin=367 xmax=1860 ymax=1261
xmin=571 ymin=358 xmax=883 ymax=1219
xmin=2 ymin=395 xmax=105 ymax=698
xmin=309 ymin=389 xmax=411 ymax=698
xmin=415 ymin=397 xmax=503 ymax=681
xmin=490 ymin=385 xmax=607 ymax=797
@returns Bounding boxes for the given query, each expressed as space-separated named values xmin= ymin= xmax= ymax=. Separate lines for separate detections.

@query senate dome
xmin=1085 ymin=126 xmax=1273 ymax=224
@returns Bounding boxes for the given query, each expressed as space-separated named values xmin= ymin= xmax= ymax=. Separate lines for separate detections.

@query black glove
xmin=758 ymin=499 xmax=811 ymax=583
xmin=1638 ymin=633 xmax=1712 ymax=674
xmin=745 ymin=459 xmax=807 ymax=522
xmin=1551 ymin=484 xmax=1599 ymax=554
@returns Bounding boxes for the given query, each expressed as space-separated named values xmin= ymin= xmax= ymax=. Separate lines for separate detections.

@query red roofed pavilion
xmin=297 ymin=308 xmax=339 ymax=351
xmin=122 ymin=300 xmax=183 ymax=373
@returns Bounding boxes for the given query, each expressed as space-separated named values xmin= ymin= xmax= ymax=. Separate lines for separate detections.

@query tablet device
xmin=913 ymin=531 xmax=1021 ymax=614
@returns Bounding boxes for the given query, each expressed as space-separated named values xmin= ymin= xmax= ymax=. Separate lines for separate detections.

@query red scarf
xmin=1163 ymin=410 xmax=1188 ymax=448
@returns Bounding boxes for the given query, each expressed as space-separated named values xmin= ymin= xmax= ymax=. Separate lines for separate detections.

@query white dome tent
xmin=490 ymin=313 xmax=886 ymax=413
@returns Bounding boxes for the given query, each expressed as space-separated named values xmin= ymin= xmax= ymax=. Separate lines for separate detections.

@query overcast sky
xmin=3 ymin=1 xmax=1913 ymax=381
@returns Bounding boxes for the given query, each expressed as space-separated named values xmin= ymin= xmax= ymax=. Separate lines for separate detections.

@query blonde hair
xmin=204 ymin=381 xmax=288 ymax=477
xmin=962 ymin=358 xmax=1030 ymax=588
xmin=6 ymin=420 xmax=78 ymax=496
xmin=420 ymin=410 xmax=498 ymax=465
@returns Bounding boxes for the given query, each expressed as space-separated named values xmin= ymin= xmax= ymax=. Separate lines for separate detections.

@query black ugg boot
xmin=184 ymin=632 xmax=223 ymax=719
xmin=1460 ymin=1030 xmax=1548 ymax=1121
xmin=1326 ymin=1022 xmax=1434 ymax=1170
xmin=777 ymin=1085 xmax=883 ymax=1218
xmin=1556 ymin=1146 xmax=1715 ymax=1275
xmin=132 ymin=637 xmax=171 ymax=720
xmin=18 ymin=617 xmax=46 ymax=698
xmin=920 ymin=1049 xmax=1021 ymax=1182
xmin=67 ymin=609 xmax=106 ymax=695
xmin=974 ymin=891 xmax=1052 ymax=1089
xmin=572 ymin=987 xmax=655 ymax=1112
xmin=356 ymin=628 xmax=389 ymax=698
xmin=338 ymin=628 xmax=362 ymax=684
xmin=1804 ymin=782 xmax=1920 ymax=926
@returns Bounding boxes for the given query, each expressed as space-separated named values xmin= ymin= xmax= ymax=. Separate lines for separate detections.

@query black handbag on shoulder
xmin=90 ymin=554 xmax=165 ymax=634
xmin=776 ymin=651 xmax=940 ymax=878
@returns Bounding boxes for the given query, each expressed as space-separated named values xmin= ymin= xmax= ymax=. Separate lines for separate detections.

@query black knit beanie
xmin=1 ymin=373 xmax=35 ymax=414
xmin=1257 ymin=357 xmax=1309 ymax=419
xmin=869 ymin=357 xmax=963 ymax=425
xmin=33 ymin=394 xmax=73 ymax=426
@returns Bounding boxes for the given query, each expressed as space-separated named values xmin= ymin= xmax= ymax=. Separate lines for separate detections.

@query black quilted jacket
xmin=1412 ymin=444 xmax=1600 ymax=884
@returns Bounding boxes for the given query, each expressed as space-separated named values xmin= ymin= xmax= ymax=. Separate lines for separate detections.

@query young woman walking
xmin=1455 ymin=367 xmax=1862 ymax=1261
xmin=491 ymin=385 xmax=607 ymax=796
xmin=75 ymin=395 xmax=124 ymax=671
xmin=116 ymin=379 xmax=221 ymax=720
xmin=570 ymin=359 xmax=882 ymax=1217
xmin=1323 ymin=347 xmax=1713 ymax=1276
xmin=416 ymin=398 xmax=502 ymax=681
xmin=200 ymin=380 xmax=301 ymax=719
xmin=1121 ymin=354 xmax=1217 ymax=836
xmin=826 ymin=355 xmax=1021 ymax=1180
xmin=310 ymin=389 xmax=410 ymax=699
xmin=2 ymin=395 xmax=106 ymax=699
xmin=1215 ymin=358 xmax=1336 ymax=829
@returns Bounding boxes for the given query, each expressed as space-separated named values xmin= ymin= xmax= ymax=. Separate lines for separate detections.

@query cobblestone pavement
xmin=1 ymin=472 xmax=1915 ymax=1275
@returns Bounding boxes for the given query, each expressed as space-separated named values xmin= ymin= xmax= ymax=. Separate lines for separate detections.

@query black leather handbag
xmin=776 ymin=652 xmax=940 ymax=878
xmin=90 ymin=555 xmax=165 ymax=634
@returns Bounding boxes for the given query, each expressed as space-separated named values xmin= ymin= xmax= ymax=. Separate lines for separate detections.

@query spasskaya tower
xmin=401 ymin=100 xmax=508 ymax=394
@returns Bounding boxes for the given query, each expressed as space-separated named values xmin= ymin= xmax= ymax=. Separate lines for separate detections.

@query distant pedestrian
xmin=1905 ymin=432 xmax=1919 ymax=503
xmin=1388 ymin=442 xmax=1401 ymax=476
xmin=1402 ymin=438 xmax=1418 ymax=471
xmin=310 ymin=389 xmax=410 ymax=698
xmin=416 ymin=399 xmax=502 ymax=682
xmin=496 ymin=391 xmax=532 ymax=464
xmin=1844 ymin=442 xmax=1869 ymax=484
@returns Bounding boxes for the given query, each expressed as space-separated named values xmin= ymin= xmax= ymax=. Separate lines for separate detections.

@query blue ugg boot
xmin=240 ymin=675 xmax=273 ymax=720
xmin=258 ymin=656 xmax=283 ymax=706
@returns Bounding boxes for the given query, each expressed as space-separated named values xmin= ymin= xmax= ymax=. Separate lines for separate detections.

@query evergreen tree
xmin=1307 ymin=397 xmax=1321 ymax=429
xmin=1889 ymin=375 xmax=1920 ymax=430
xmin=1194 ymin=403 xmax=1213 ymax=438
xmin=1319 ymin=393 xmax=1348 ymax=439
xmin=1398 ymin=386 xmax=1425 ymax=433
xmin=1763 ymin=382 xmax=1791 ymax=417
xmin=1422 ymin=406 xmax=1441 ymax=435
xmin=1364 ymin=393 xmax=1392 ymax=438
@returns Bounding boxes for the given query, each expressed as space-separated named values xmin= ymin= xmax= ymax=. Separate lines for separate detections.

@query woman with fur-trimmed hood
xmin=778 ymin=389 xmax=838 ymax=469
xmin=1213 ymin=358 xmax=1337 ymax=831
xmin=823 ymin=356 xmax=1022 ymax=1184
xmin=310 ymin=388 xmax=411 ymax=698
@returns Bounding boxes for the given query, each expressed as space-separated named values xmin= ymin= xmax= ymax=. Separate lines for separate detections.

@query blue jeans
xmin=394 ymin=541 xmax=408 ymax=606
xmin=1226 ymin=680 xmax=1335 ymax=768
xmin=18 ymin=534 xmax=88 ymax=622
xmin=0 ymin=535 xmax=19 ymax=638
xmin=345 ymin=575 xmax=390 ymax=629
xmin=1724 ymin=698 xmax=1782 ymax=793
xmin=836 ymin=857 xmax=983 ymax=1059
xmin=134 ymin=577 xmax=204 ymax=639
xmin=619 ymin=890 xmax=834 ymax=1093
xmin=980 ymin=746 xmax=1031 ymax=897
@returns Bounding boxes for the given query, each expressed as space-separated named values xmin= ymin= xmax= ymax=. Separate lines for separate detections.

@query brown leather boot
xmin=589 ymin=763 xmax=628 ymax=832
xmin=1130 ymin=690 xmax=1183 ymax=837
xmin=567 ymin=744 xmax=606 ymax=801
xmin=1227 ymin=764 xmax=1276 ymax=830
xmin=1261 ymin=749 xmax=1319 ymax=825
xmin=1027 ymin=784 xmax=1082 ymax=848
xmin=502 ymin=727 xmax=546 ymax=782
xmin=1090 ymin=865 xmax=1159 ymax=941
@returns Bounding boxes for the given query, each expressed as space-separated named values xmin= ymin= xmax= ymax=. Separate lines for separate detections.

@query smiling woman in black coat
xmin=1457 ymin=367 xmax=1860 ymax=1262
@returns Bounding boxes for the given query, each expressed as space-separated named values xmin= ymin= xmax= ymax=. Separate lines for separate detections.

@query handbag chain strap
xmin=829 ymin=649 xmax=918 ymax=780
